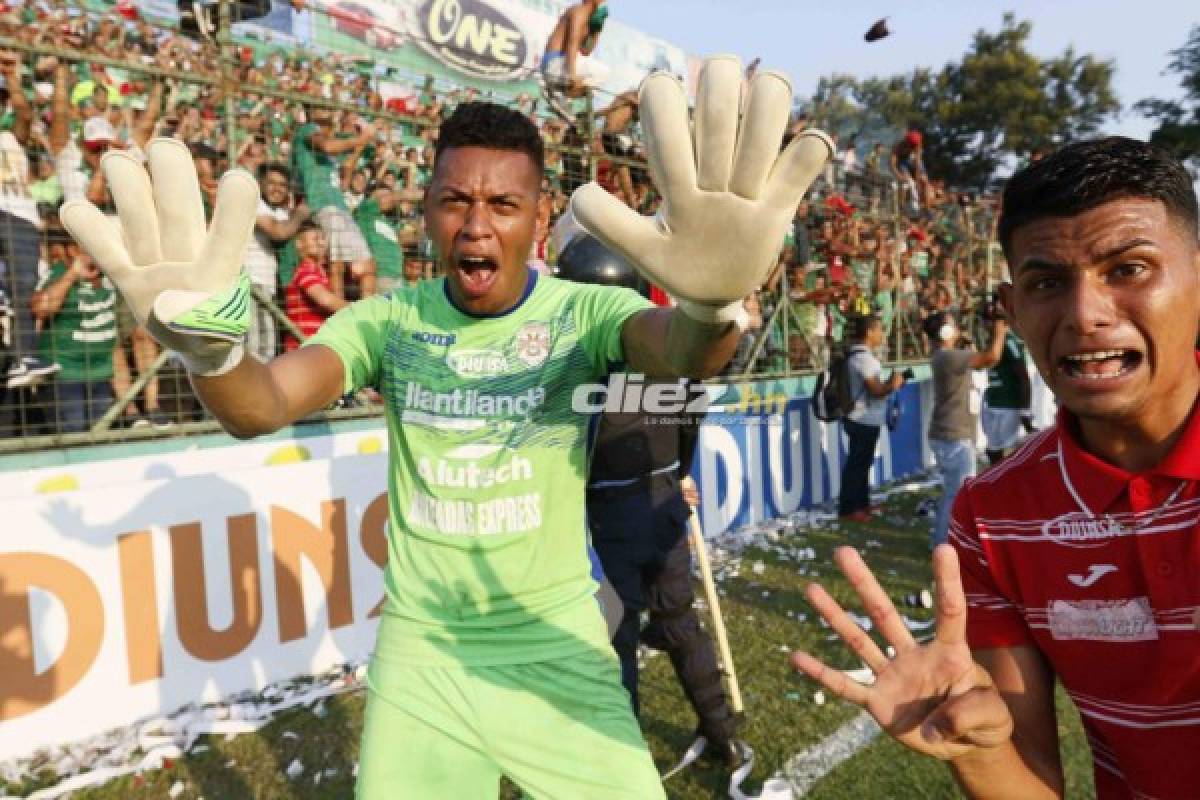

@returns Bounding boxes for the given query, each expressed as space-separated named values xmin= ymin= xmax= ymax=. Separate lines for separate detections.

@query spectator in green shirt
xmin=29 ymin=152 xmax=62 ymax=205
xmin=30 ymin=245 xmax=116 ymax=433
xmin=353 ymin=184 xmax=404 ymax=293
xmin=291 ymin=106 xmax=377 ymax=298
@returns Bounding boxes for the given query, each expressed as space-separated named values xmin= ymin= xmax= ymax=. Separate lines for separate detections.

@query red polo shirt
xmin=950 ymin=357 xmax=1200 ymax=800
xmin=285 ymin=258 xmax=333 ymax=351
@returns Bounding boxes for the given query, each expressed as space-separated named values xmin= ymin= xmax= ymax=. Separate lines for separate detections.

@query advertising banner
xmin=0 ymin=439 xmax=390 ymax=762
xmin=300 ymin=0 xmax=690 ymax=96
xmin=695 ymin=382 xmax=927 ymax=533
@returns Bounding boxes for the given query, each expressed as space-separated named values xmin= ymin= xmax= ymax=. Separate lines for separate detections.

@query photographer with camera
xmin=839 ymin=313 xmax=908 ymax=522
xmin=923 ymin=309 xmax=1007 ymax=547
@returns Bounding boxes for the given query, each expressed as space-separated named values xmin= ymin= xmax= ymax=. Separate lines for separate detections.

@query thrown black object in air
xmin=864 ymin=17 xmax=890 ymax=42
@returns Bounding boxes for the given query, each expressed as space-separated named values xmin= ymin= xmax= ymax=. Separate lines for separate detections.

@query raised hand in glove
xmin=571 ymin=55 xmax=832 ymax=326
xmin=61 ymin=138 xmax=259 ymax=376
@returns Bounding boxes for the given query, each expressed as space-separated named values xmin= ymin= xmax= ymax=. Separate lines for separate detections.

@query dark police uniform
xmin=586 ymin=380 xmax=739 ymax=749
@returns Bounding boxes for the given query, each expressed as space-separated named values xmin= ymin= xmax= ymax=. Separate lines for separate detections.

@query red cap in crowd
xmin=824 ymin=193 xmax=856 ymax=217
xmin=83 ymin=116 xmax=118 ymax=153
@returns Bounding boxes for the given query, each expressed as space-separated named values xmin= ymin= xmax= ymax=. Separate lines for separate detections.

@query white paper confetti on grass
xmin=7 ymin=658 xmax=369 ymax=800
xmin=903 ymin=615 xmax=936 ymax=631
xmin=286 ymin=759 xmax=304 ymax=780
xmin=168 ymin=780 xmax=185 ymax=798
xmin=842 ymin=667 xmax=876 ymax=685
xmin=847 ymin=612 xmax=874 ymax=631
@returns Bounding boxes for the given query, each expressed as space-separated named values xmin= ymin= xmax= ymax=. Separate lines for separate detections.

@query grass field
xmin=7 ymin=488 xmax=1097 ymax=799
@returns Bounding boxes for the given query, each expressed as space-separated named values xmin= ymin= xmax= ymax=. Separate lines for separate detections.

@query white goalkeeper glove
xmin=61 ymin=138 xmax=259 ymax=376
xmin=570 ymin=55 xmax=832 ymax=326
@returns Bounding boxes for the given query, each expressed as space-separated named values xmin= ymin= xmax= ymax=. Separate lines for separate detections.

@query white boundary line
xmin=772 ymin=710 xmax=882 ymax=796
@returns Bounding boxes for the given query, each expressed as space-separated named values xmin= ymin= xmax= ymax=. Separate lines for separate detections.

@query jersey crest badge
xmin=514 ymin=321 xmax=551 ymax=367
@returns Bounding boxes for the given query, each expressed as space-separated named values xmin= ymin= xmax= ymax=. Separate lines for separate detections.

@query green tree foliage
xmin=808 ymin=14 xmax=1120 ymax=189
xmin=1135 ymin=26 xmax=1200 ymax=173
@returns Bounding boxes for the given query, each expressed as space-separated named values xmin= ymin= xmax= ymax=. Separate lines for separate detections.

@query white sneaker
xmin=6 ymin=357 xmax=61 ymax=389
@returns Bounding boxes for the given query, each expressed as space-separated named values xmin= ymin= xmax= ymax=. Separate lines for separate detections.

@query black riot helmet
xmin=555 ymin=233 xmax=647 ymax=294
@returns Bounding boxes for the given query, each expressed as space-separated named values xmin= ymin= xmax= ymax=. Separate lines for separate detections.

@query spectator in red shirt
xmin=284 ymin=221 xmax=346 ymax=351
xmin=791 ymin=137 xmax=1200 ymax=799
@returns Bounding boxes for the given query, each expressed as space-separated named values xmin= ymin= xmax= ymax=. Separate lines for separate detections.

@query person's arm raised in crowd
xmin=175 ymin=110 xmax=197 ymax=143
xmin=131 ymin=81 xmax=164 ymax=150
xmin=401 ymin=159 xmax=420 ymax=190
xmin=874 ymin=257 xmax=894 ymax=293
xmin=575 ymin=58 xmax=833 ymax=380
xmin=372 ymin=148 xmax=392 ymax=182
xmin=235 ymin=132 xmax=255 ymax=163
xmin=847 ymin=219 xmax=861 ymax=252
xmin=85 ymin=166 xmax=108 ymax=207
xmin=48 ymin=62 xmax=70 ymax=156
xmin=118 ymin=101 xmax=136 ymax=144
xmin=162 ymin=79 xmax=184 ymax=122
xmin=563 ymin=5 xmax=586 ymax=87
xmin=114 ymin=18 xmax=128 ymax=53
xmin=312 ymin=118 xmax=374 ymax=157
xmin=340 ymin=137 xmax=365 ymax=189
xmin=792 ymin=546 xmax=1063 ymax=800
xmin=1 ymin=54 xmax=31 ymax=147
xmin=969 ymin=318 xmax=1008 ymax=370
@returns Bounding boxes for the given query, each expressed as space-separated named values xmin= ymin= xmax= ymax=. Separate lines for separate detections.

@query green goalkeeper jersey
xmin=309 ymin=272 xmax=650 ymax=665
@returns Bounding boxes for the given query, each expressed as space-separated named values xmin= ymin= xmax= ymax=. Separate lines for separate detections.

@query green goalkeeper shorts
xmin=356 ymin=648 xmax=665 ymax=799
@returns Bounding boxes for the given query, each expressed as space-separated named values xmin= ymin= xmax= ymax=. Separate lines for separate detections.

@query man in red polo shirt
xmin=284 ymin=221 xmax=346 ymax=351
xmin=791 ymin=137 xmax=1199 ymax=799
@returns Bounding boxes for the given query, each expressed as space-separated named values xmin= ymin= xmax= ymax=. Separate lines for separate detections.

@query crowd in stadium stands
xmin=0 ymin=1 xmax=999 ymax=437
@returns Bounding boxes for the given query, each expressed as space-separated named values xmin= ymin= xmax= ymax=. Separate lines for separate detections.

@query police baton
xmin=687 ymin=508 xmax=744 ymax=714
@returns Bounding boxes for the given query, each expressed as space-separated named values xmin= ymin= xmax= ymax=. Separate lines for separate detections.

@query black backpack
xmin=812 ymin=345 xmax=861 ymax=422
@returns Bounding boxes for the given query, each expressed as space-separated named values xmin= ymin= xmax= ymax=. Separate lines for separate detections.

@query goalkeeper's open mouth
xmin=454 ymin=254 xmax=500 ymax=300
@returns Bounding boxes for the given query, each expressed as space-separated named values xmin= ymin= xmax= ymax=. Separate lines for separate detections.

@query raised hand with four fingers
xmin=791 ymin=544 xmax=1014 ymax=760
